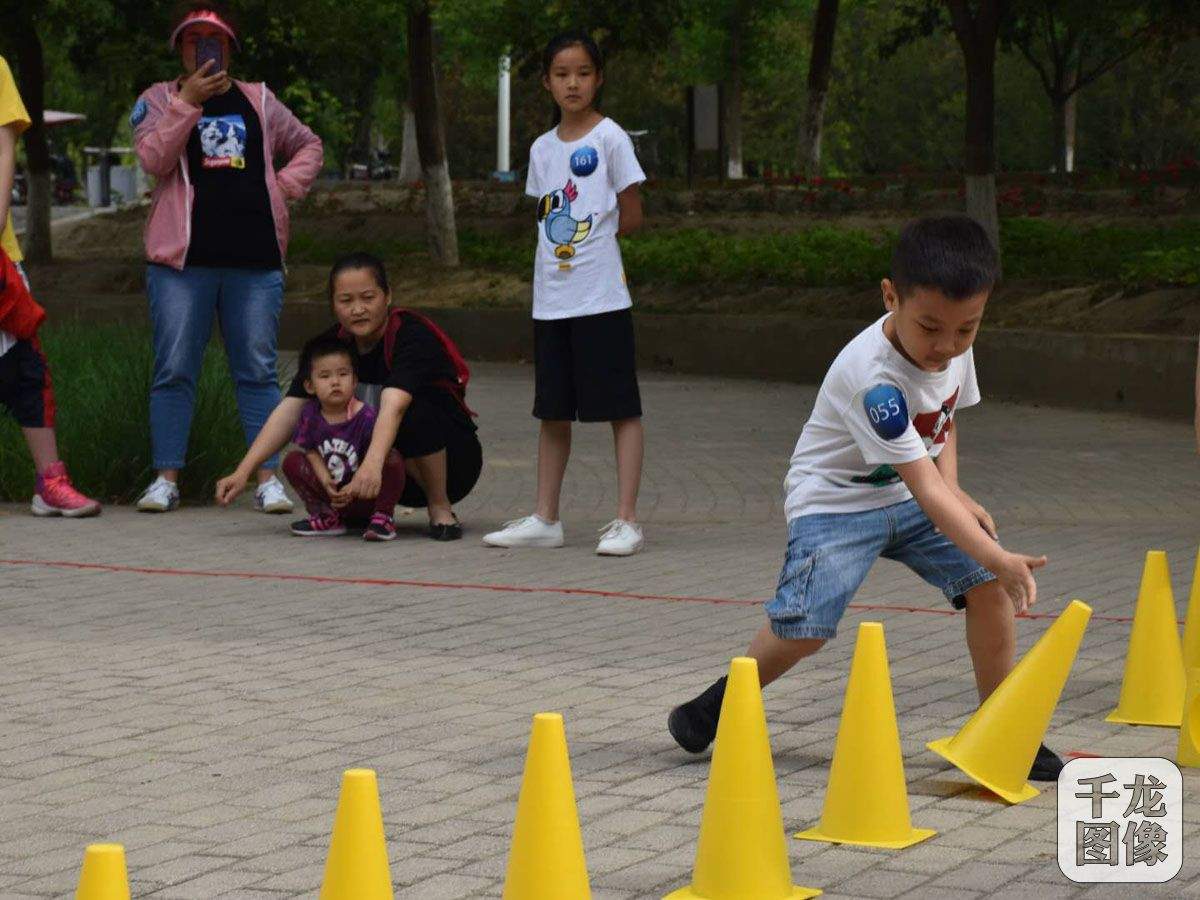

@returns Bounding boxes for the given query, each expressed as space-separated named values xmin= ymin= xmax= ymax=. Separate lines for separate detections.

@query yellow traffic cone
xmin=1176 ymin=668 xmax=1200 ymax=767
xmin=665 ymin=657 xmax=822 ymax=900
xmin=75 ymin=844 xmax=130 ymax=900
xmin=1107 ymin=551 xmax=1184 ymax=726
xmin=319 ymin=769 xmax=393 ymax=900
xmin=1181 ymin=549 xmax=1200 ymax=671
xmin=795 ymin=623 xmax=935 ymax=849
xmin=502 ymin=712 xmax=590 ymax=900
xmin=928 ymin=599 xmax=1092 ymax=804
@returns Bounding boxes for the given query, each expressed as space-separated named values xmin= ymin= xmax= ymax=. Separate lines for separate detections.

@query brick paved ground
xmin=1 ymin=361 xmax=1199 ymax=898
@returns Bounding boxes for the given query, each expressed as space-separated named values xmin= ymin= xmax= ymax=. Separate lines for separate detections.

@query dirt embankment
xmin=26 ymin=190 xmax=1199 ymax=337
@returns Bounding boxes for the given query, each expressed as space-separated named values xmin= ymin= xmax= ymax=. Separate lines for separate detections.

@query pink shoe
xmin=31 ymin=461 xmax=101 ymax=518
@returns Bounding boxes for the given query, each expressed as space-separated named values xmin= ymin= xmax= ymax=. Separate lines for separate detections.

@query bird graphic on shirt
xmin=537 ymin=179 xmax=593 ymax=260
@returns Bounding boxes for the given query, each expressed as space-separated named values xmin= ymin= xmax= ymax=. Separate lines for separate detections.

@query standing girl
xmin=483 ymin=31 xmax=647 ymax=556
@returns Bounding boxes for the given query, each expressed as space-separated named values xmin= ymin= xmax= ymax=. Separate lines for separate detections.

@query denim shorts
xmin=766 ymin=498 xmax=996 ymax=640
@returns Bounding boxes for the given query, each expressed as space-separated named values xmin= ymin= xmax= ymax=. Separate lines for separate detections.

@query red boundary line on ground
xmin=0 ymin=558 xmax=1139 ymax=623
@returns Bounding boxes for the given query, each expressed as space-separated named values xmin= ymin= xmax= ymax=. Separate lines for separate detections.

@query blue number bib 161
xmin=570 ymin=145 xmax=599 ymax=177
xmin=862 ymin=383 xmax=909 ymax=440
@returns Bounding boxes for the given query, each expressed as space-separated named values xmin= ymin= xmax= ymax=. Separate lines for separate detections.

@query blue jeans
xmin=765 ymin=498 xmax=996 ymax=640
xmin=147 ymin=264 xmax=284 ymax=471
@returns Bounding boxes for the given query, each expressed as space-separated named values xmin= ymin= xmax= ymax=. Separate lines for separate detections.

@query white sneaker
xmin=136 ymin=476 xmax=180 ymax=513
xmin=254 ymin=476 xmax=294 ymax=514
xmin=482 ymin=514 xmax=565 ymax=548
xmin=596 ymin=519 xmax=644 ymax=556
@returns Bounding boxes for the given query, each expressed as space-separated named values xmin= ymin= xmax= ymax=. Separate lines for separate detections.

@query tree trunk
xmin=14 ymin=17 xmax=51 ymax=263
xmin=407 ymin=1 xmax=458 ymax=266
xmin=948 ymin=0 xmax=1003 ymax=259
xmin=1051 ymin=66 xmax=1079 ymax=174
xmin=349 ymin=72 xmax=378 ymax=177
xmin=398 ymin=102 xmax=421 ymax=184
xmin=725 ymin=20 xmax=744 ymax=180
xmin=1062 ymin=88 xmax=1076 ymax=173
xmin=798 ymin=0 xmax=839 ymax=176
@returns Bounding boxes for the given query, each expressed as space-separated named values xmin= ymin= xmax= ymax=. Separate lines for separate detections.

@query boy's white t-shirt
xmin=783 ymin=313 xmax=980 ymax=520
xmin=525 ymin=117 xmax=646 ymax=321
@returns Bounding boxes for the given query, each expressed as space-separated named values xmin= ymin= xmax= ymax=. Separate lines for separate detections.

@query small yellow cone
xmin=1181 ymin=549 xmax=1200 ymax=671
xmin=502 ymin=712 xmax=590 ymax=900
xmin=928 ymin=599 xmax=1092 ymax=804
xmin=1177 ymin=668 xmax=1200 ymax=767
xmin=319 ymin=769 xmax=393 ymax=900
xmin=75 ymin=844 xmax=130 ymax=900
xmin=665 ymin=658 xmax=822 ymax=900
xmin=1107 ymin=551 xmax=1184 ymax=726
xmin=796 ymin=623 xmax=935 ymax=849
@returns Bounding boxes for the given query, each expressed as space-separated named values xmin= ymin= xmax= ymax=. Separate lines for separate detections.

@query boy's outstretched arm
xmin=896 ymin=455 xmax=1046 ymax=612
xmin=933 ymin=424 xmax=997 ymax=539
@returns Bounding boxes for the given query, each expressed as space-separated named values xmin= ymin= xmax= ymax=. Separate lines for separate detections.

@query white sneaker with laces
xmin=596 ymin=519 xmax=644 ymax=556
xmin=482 ymin=514 xmax=565 ymax=548
xmin=255 ymin=476 xmax=295 ymax=514
xmin=136 ymin=476 xmax=180 ymax=513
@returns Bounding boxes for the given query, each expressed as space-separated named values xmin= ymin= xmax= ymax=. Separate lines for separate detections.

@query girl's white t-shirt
xmin=783 ymin=314 xmax=981 ymax=520
xmin=525 ymin=117 xmax=646 ymax=321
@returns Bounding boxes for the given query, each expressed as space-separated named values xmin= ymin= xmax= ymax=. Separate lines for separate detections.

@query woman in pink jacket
xmin=131 ymin=1 xmax=323 ymax=513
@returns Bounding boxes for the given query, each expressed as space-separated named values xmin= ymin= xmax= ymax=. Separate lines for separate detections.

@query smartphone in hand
xmin=195 ymin=37 xmax=224 ymax=74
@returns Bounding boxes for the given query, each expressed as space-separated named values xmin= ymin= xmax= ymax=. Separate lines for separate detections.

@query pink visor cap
xmin=169 ymin=9 xmax=240 ymax=49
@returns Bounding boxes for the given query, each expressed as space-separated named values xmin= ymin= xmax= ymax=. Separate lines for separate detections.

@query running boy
xmin=668 ymin=216 xmax=1063 ymax=781
xmin=281 ymin=336 xmax=405 ymax=541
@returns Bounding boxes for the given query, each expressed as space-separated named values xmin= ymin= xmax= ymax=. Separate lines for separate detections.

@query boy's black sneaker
xmin=668 ymin=676 xmax=727 ymax=753
xmin=1029 ymin=743 xmax=1064 ymax=781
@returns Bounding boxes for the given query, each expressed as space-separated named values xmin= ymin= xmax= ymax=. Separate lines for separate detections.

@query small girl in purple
xmin=281 ymin=336 xmax=405 ymax=541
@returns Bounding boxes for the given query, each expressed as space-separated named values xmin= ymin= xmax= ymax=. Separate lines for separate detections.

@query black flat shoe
xmin=668 ymin=676 xmax=727 ymax=754
xmin=429 ymin=515 xmax=462 ymax=542
xmin=1029 ymin=743 xmax=1065 ymax=782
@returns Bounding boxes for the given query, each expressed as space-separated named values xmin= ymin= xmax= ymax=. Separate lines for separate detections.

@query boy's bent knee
xmin=963 ymin=580 xmax=1013 ymax=618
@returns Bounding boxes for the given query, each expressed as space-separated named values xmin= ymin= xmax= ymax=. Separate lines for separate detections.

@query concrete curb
xmin=277 ymin=303 xmax=1197 ymax=420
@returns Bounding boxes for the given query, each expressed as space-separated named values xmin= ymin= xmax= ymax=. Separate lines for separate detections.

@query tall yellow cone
xmin=1107 ymin=551 xmax=1184 ymax=726
xmin=75 ymin=844 xmax=130 ymax=900
xmin=320 ymin=769 xmax=393 ymax=900
xmin=502 ymin=712 xmax=590 ymax=900
xmin=928 ymin=599 xmax=1092 ymax=804
xmin=1176 ymin=668 xmax=1200 ymax=767
xmin=665 ymin=658 xmax=822 ymax=900
xmin=1181 ymin=549 xmax=1200 ymax=671
xmin=796 ymin=623 xmax=935 ymax=849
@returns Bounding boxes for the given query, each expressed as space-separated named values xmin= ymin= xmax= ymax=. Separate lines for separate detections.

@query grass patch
xmin=0 ymin=324 xmax=247 ymax=505
xmin=453 ymin=218 xmax=1200 ymax=289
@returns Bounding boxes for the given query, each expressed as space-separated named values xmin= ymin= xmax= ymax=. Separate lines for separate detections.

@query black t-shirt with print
xmin=288 ymin=316 xmax=474 ymax=429
xmin=185 ymin=86 xmax=281 ymax=269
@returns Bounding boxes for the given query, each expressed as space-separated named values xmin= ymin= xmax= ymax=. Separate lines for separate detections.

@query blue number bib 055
xmin=863 ymin=383 xmax=909 ymax=440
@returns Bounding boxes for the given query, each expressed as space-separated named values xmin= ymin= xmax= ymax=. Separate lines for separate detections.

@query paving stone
xmin=2 ymin=362 xmax=1198 ymax=897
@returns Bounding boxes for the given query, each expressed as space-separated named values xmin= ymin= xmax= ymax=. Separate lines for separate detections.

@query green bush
xmin=457 ymin=218 xmax=1200 ymax=290
xmin=0 ymin=324 xmax=247 ymax=505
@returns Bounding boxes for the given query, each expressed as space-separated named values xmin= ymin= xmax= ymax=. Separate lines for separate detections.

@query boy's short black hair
xmin=891 ymin=215 xmax=999 ymax=300
xmin=300 ymin=335 xmax=356 ymax=383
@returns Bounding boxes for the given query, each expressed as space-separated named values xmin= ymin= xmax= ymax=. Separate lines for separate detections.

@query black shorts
xmin=0 ymin=338 xmax=55 ymax=428
xmin=533 ymin=308 xmax=642 ymax=422
xmin=395 ymin=393 xmax=483 ymax=508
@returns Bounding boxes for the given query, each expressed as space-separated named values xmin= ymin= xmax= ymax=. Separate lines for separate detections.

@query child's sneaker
xmin=482 ymin=514 xmax=564 ymax=548
xmin=255 ymin=476 xmax=294 ymax=514
xmin=596 ymin=519 xmax=644 ymax=556
xmin=668 ymin=676 xmax=728 ymax=753
xmin=290 ymin=511 xmax=347 ymax=537
xmin=136 ymin=476 xmax=180 ymax=512
xmin=363 ymin=512 xmax=397 ymax=542
xmin=30 ymin=462 xmax=101 ymax=518
xmin=1029 ymin=743 xmax=1064 ymax=781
